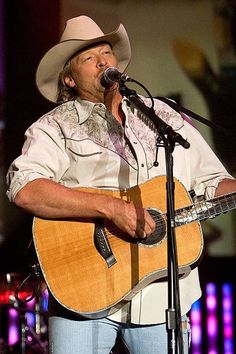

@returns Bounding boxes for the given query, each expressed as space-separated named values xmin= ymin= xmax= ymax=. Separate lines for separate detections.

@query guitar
xmin=33 ymin=176 xmax=236 ymax=319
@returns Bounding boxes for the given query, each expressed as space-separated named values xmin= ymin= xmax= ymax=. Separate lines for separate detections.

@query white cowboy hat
xmin=36 ymin=15 xmax=131 ymax=102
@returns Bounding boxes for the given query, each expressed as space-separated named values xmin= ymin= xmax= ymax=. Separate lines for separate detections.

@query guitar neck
xmin=175 ymin=191 xmax=236 ymax=226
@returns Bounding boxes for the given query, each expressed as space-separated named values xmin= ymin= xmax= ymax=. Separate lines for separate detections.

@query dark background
xmin=1 ymin=0 xmax=59 ymax=273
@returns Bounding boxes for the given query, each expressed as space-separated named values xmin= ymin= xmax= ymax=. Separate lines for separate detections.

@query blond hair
xmin=56 ymin=63 xmax=78 ymax=104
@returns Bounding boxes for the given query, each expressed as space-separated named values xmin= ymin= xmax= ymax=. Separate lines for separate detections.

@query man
xmin=6 ymin=15 xmax=236 ymax=353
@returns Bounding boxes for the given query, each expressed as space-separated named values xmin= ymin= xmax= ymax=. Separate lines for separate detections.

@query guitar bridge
xmin=94 ymin=220 xmax=117 ymax=268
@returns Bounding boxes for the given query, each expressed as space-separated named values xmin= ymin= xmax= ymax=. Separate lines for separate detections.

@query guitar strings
xmin=104 ymin=194 xmax=235 ymax=238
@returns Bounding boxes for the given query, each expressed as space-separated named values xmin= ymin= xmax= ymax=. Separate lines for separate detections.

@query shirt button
xmin=141 ymin=163 xmax=144 ymax=167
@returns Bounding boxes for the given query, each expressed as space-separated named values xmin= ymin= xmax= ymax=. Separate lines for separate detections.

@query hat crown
xmin=60 ymin=16 xmax=105 ymax=42
xmin=36 ymin=15 xmax=131 ymax=102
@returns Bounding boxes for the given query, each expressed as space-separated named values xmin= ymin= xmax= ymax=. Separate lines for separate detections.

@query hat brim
xmin=36 ymin=24 xmax=131 ymax=103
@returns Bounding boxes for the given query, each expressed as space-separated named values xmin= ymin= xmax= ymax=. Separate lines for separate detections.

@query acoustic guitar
xmin=33 ymin=176 xmax=236 ymax=318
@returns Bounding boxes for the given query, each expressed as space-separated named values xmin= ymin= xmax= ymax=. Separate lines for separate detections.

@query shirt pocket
xmin=66 ymin=139 xmax=103 ymax=160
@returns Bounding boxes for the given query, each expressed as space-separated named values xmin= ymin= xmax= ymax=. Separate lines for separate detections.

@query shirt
xmin=6 ymin=97 xmax=233 ymax=324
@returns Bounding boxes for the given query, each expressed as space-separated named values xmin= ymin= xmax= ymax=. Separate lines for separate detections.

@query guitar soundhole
xmin=138 ymin=208 xmax=166 ymax=247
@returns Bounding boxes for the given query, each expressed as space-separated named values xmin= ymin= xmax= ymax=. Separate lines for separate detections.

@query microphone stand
xmin=119 ymin=83 xmax=190 ymax=354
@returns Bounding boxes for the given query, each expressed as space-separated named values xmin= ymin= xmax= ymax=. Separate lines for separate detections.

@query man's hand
xmin=108 ymin=198 xmax=156 ymax=239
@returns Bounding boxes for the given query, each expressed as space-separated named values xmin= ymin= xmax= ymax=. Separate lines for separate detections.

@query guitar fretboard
xmin=175 ymin=192 xmax=236 ymax=226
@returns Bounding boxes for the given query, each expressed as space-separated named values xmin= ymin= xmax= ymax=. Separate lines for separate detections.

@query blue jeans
xmin=49 ymin=315 xmax=191 ymax=353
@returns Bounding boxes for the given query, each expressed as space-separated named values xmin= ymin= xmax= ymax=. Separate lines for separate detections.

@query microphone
xmin=101 ymin=67 xmax=131 ymax=88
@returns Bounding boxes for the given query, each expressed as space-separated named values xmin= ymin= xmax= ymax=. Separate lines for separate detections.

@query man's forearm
xmin=215 ymin=178 xmax=236 ymax=196
xmin=14 ymin=178 xmax=115 ymax=220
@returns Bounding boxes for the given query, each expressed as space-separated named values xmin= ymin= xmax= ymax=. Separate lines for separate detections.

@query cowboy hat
xmin=36 ymin=15 xmax=131 ymax=102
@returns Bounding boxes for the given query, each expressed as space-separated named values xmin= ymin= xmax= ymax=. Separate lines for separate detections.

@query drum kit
xmin=0 ymin=271 xmax=48 ymax=353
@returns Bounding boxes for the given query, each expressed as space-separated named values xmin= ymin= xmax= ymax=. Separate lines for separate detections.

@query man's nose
xmin=97 ymin=55 xmax=107 ymax=67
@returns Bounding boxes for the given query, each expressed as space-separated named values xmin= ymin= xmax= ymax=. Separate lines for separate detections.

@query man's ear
xmin=64 ymin=76 xmax=76 ymax=88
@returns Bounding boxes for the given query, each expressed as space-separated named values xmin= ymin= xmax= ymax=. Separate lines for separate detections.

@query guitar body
xmin=33 ymin=176 xmax=203 ymax=318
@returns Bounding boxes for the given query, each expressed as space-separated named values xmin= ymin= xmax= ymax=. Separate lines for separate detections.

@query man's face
xmin=66 ymin=43 xmax=119 ymax=102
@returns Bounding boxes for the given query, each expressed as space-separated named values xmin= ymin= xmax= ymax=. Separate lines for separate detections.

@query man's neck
xmin=78 ymin=86 xmax=124 ymax=125
xmin=104 ymin=90 xmax=124 ymax=125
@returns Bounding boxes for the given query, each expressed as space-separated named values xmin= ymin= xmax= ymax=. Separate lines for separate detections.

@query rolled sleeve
xmin=6 ymin=121 xmax=70 ymax=202
xmin=185 ymin=122 xmax=234 ymax=199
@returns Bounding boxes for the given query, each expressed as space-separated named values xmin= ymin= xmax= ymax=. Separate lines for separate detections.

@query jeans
xmin=49 ymin=315 xmax=191 ymax=353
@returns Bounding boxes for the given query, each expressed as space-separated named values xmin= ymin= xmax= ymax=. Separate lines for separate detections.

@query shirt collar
xmin=74 ymin=98 xmax=106 ymax=124
xmin=74 ymin=97 xmax=129 ymax=124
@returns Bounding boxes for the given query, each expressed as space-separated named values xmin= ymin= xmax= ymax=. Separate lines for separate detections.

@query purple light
xmin=206 ymin=283 xmax=217 ymax=311
xmin=8 ymin=308 xmax=19 ymax=346
xmin=42 ymin=288 xmax=49 ymax=312
xmin=224 ymin=339 xmax=234 ymax=354
xmin=190 ymin=299 xmax=202 ymax=353
xmin=206 ymin=295 xmax=217 ymax=310
xmin=25 ymin=312 xmax=35 ymax=328
xmin=191 ymin=308 xmax=201 ymax=323
xmin=25 ymin=297 xmax=36 ymax=310
xmin=222 ymin=283 xmax=234 ymax=354
xmin=191 ymin=326 xmax=202 ymax=345
xmin=224 ymin=326 xmax=233 ymax=338
xmin=25 ymin=297 xmax=36 ymax=328
xmin=206 ymin=283 xmax=216 ymax=295
xmin=223 ymin=312 xmax=232 ymax=323
xmin=207 ymin=315 xmax=218 ymax=336
xmin=206 ymin=283 xmax=218 ymax=353
xmin=223 ymin=298 xmax=231 ymax=310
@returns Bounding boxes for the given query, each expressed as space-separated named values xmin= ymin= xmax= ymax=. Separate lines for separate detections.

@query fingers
xmin=110 ymin=198 xmax=156 ymax=240
xmin=128 ymin=207 xmax=156 ymax=239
